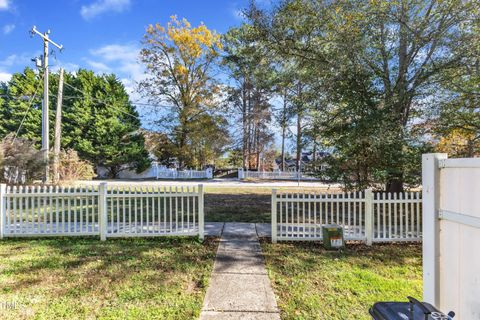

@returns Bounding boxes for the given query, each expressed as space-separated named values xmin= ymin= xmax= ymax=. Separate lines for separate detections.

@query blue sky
xmin=0 ymin=0 xmax=288 ymax=148
xmin=0 ymin=0 xmax=260 ymax=92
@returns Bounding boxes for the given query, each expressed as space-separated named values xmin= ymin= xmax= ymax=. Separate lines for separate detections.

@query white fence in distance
xmin=238 ymin=168 xmax=317 ymax=180
xmin=156 ymin=166 xmax=213 ymax=180
xmin=0 ymin=183 xmax=204 ymax=240
xmin=271 ymin=189 xmax=422 ymax=244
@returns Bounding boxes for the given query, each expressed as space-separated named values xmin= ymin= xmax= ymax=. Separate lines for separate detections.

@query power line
xmin=13 ymin=72 xmax=45 ymax=142
xmin=55 ymin=91 xmax=282 ymax=117
xmin=62 ymin=82 xmax=140 ymax=119
xmin=7 ymin=74 xmax=286 ymax=127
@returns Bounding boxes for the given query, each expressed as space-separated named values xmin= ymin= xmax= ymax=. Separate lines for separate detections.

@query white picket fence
xmin=271 ymin=189 xmax=422 ymax=244
xmin=0 ymin=183 xmax=204 ymax=240
xmin=156 ymin=167 xmax=213 ymax=180
xmin=238 ymin=168 xmax=317 ymax=180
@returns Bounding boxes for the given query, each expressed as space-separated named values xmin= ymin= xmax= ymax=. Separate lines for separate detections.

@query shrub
xmin=0 ymin=133 xmax=45 ymax=184
xmin=57 ymin=149 xmax=95 ymax=182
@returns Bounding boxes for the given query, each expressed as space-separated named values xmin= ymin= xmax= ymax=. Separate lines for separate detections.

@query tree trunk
xmin=385 ymin=2 xmax=409 ymax=192
xmin=467 ymin=138 xmax=475 ymax=157
xmin=254 ymin=126 xmax=260 ymax=170
xmin=178 ymin=119 xmax=188 ymax=169
xmin=296 ymin=113 xmax=302 ymax=171
xmin=247 ymin=86 xmax=253 ymax=170
xmin=109 ymin=166 xmax=120 ymax=179
xmin=242 ymin=79 xmax=248 ymax=170
xmin=386 ymin=178 xmax=404 ymax=193
xmin=281 ymin=88 xmax=287 ymax=171
xmin=296 ymin=84 xmax=303 ymax=172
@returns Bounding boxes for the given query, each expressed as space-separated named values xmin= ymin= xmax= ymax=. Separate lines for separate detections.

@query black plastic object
xmin=369 ymin=296 xmax=455 ymax=320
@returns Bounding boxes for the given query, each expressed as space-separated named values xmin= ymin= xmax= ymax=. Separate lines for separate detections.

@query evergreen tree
xmin=0 ymin=68 xmax=150 ymax=178
xmin=0 ymin=68 xmax=45 ymax=144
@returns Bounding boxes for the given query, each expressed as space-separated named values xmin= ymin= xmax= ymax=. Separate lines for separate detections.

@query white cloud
xmin=86 ymin=43 xmax=146 ymax=100
xmin=90 ymin=44 xmax=138 ymax=62
xmin=0 ymin=51 xmax=41 ymax=83
xmin=0 ymin=53 xmax=37 ymax=67
xmin=85 ymin=59 xmax=111 ymax=72
xmin=0 ymin=0 xmax=10 ymax=11
xmin=80 ymin=0 xmax=130 ymax=20
xmin=0 ymin=71 xmax=12 ymax=82
xmin=2 ymin=24 xmax=15 ymax=34
xmin=51 ymin=61 xmax=80 ymax=74
xmin=59 ymin=62 xmax=80 ymax=73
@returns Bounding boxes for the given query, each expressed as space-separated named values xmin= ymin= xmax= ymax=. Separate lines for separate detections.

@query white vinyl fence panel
xmin=1 ymin=185 xmax=100 ymax=236
xmin=422 ymin=154 xmax=480 ymax=319
xmin=271 ymin=189 xmax=422 ymax=244
xmin=373 ymin=192 xmax=422 ymax=242
xmin=0 ymin=183 xmax=204 ymax=240
xmin=106 ymin=185 xmax=203 ymax=237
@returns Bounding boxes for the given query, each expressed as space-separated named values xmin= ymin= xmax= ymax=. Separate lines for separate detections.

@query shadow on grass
xmin=1 ymin=237 xmax=218 ymax=296
xmin=260 ymin=240 xmax=422 ymax=271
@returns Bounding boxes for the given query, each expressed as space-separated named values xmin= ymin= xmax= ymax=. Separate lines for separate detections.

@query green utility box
xmin=322 ymin=224 xmax=345 ymax=250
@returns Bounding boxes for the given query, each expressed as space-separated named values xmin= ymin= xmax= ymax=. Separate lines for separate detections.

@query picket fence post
xmin=0 ymin=184 xmax=6 ymax=239
xmin=198 ymin=184 xmax=204 ymax=241
xmin=238 ymin=168 xmax=244 ymax=180
xmin=365 ymin=189 xmax=374 ymax=246
xmin=206 ymin=167 xmax=213 ymax=179
xmin=271 ymin=189 xmax=277 ymax=243
xmin=99 ymin=182 xmax=107 ymax=241
xmin=153 ymin=161 xmax=159 ymax=179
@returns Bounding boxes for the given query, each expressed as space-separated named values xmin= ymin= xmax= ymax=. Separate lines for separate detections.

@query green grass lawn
xmin=204 ymin=186 xmax=336 ymax=223
xmin=204 ymin=187 xmax=275 ymax=223
xmin=0 ymin=237 xmax=218 ymax=320
xmin=260 ymin=242 xmax=422 ymax=320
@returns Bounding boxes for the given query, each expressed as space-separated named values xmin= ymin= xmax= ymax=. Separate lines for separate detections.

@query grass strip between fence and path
xmin=260 ymin=241 xmax=422 ymax=320
xmin=0 ymin=237 xmax=218 ymax=320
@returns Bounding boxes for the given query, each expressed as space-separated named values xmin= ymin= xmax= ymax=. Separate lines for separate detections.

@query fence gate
xmin=422 ymin=154 xmax=480 ymax=319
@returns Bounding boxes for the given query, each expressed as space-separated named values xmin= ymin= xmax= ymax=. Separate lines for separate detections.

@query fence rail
xmin=271 ymin=189 xmax=422 ymax=244
xmin=0 ymin=183 xmax=204 ymax=240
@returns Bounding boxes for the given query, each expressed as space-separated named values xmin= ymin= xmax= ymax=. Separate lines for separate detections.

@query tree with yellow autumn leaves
xmin=139 ymin=16 xmax=229 ymax=168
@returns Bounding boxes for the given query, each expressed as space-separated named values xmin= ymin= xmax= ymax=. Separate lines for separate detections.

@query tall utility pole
xmin=30 ymin=26 xmax=63 ymax=183
xmin=53 ymin=68 xmax=64 ymax=183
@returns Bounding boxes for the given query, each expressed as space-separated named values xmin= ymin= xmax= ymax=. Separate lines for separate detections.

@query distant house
xmin=275 ymin=151 xmax=330 ymax=172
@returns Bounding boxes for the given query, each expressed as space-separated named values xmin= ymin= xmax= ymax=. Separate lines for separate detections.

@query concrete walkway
xmin=205 ymin=222 xmax=271 ymax=238
xmin=200 ymin=223 xmax=280 ymax=320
